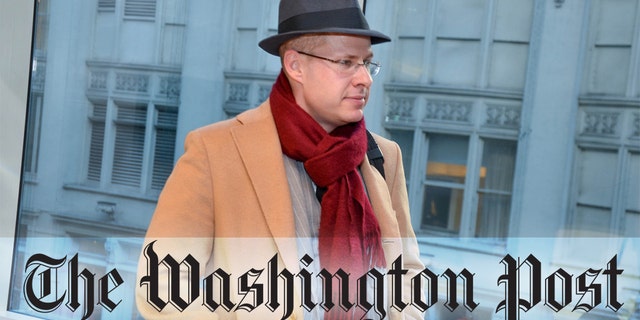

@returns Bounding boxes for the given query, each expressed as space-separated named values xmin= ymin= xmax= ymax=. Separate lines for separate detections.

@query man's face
xmin=295 ymin=35 xmax=374 ymax=132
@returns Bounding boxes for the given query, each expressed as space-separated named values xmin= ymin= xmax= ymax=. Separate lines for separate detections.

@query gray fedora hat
xmin=259 ymin=0 xmax=391 ymax=56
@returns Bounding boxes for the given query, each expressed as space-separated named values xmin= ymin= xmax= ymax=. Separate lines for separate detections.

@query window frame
xmin=569 ymin=0 xmax=640 ymax=237
xmin=402 ymin=129 xmax=518 ymax=240
xmin=78 ymin=65 xmax=181 ymax=199
xmin=383 ymin=89 xmax=523 ymax=251
xmin=0 ymin=1 xmax=43 ymax=318
xmin=569 ymin=113 xmax=640 ymax=237
xmin=392 ymin=0 xmax=534 ymax=91
xmin=77 ymin=101 xmax=179 ymax=198
xmin=580 ymin=0 xmax=640 ymax=97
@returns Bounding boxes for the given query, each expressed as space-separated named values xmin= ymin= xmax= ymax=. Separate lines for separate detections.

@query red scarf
xmin=270 ymin=71 xmax=385 ymax=280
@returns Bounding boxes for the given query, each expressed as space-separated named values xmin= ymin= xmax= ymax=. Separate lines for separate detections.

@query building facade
xmin=7 ymin=0 xmax=640 ymax=319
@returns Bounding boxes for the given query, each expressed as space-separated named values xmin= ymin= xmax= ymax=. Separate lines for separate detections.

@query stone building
xmin=2 ymin=0 xmax=639 ymax=319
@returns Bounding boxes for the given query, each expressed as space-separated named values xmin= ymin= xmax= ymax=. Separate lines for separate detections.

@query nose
xmin=353 ymin=63 xmax=373 ymax=87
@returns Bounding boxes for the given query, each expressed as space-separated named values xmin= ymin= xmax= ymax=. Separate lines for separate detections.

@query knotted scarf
xmin=270 ymin=71 xmax=386 ymax=282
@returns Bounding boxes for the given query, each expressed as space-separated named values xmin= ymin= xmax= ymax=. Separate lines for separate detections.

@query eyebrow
xmin=344 ymin=52 xmax=374 ymax=61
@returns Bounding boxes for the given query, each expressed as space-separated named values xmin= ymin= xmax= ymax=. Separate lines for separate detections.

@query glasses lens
xmin=368 ymin=63 xmax=381 ymax=77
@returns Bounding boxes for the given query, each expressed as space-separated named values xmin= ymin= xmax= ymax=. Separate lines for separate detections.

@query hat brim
xmin=259 ymin=28 xmax=391 ymax=56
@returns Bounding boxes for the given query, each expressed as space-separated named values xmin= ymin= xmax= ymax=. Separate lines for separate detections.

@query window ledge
xmin=63 ymin=183 xmax=159 ymax=203
xmin=86 ymin=60 xmax=180 ymax=74
xmin=384 ymin=82 xmax=523 ymax=100
xmin=416 ymin=234 xmax=507 ymax=257
xmin=224 ymin=70 xmax=278 ymax=81
xmin=578 ymin=95 xmax=640 ymax=108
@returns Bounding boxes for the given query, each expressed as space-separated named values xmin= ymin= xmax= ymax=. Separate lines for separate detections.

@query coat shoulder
xmin=369 ymin=131 xmax=401 ymax=163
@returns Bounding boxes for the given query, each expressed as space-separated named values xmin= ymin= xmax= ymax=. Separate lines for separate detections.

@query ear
xmin=282 ymin=49 xmax=304 ymax=83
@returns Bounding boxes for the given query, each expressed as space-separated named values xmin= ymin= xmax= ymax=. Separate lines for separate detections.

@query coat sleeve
xmin=136 ymin=129 xmax=217 ymax=319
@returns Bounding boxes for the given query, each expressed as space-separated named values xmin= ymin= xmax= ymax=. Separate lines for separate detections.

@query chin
xmin=344 ymin=113 xmax=364 ymax=124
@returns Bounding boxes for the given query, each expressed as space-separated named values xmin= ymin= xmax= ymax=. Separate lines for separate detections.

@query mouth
xmin=345 ymin=96 xmax=367 ymax=107
xmin=345 ymin=94 xmax=367 ymax=102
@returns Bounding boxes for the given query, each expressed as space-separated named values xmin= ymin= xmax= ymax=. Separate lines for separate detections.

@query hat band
xmin=278 ymin=7 xmax=371 ymax=34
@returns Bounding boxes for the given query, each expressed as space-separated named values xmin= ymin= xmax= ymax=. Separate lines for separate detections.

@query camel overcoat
xmin=136 ymin=101 xmax=425 ymax=319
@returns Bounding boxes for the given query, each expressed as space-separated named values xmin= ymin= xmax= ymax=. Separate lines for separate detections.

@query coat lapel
xmin=230 ymin=102 xmax=300 ymax=273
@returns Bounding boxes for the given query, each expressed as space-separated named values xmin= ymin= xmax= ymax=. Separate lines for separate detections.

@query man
xmin=136 ymin=0 xmax=424 ymax=319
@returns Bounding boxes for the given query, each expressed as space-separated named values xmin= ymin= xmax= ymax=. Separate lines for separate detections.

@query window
xmin=422 ymin=134 xmax=468 ymax=234
xmin=570 ymin=0 xmax=640 ymax=237
xmin=476 ymin=138 xmax=516 ymax=237
xmin=582 ymin=0 xmax=639 ymax=97
xmin=385 ymin=98 xmax=521 ymax=241
xmin=98 ymin=0 xmax=116 ymax=12
xmin=152 ymin=106 xmax=178 ymax=190
xmin=385 ymin=0 xmax=529 ymax=241
xmin=23 ymin=93 xmax=43 ymax=178
xmin=88 ymin=104 xmax=107 ymax=182
xmin=571 ymin=146 xmax=640 ymax=237
xmin=124 ymin=0 xmax=157 ymax=20
xmin=390 ymin=128 xmax=517 ymax=239
xmin=223 ymin=0 xmax=280 ymax=117
xmin=571 ymin=117 xmax=640 ymax=237
xmin=392 ymin=0 xmax=534 ymax=91
xmin=84 ymin=70 xmax=179 ymax=196
xmin=112 ymin=104 xmax=150 ymax=188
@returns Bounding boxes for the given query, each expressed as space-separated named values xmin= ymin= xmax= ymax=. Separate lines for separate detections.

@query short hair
xmin=278 ymin=34 xmax=327 ymax=62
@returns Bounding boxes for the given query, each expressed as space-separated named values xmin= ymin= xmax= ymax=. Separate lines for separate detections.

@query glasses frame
xmin=295 ymin=50 xmax=382 ymax=77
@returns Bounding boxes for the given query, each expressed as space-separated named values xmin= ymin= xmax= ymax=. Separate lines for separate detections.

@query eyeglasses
xmin=296 ymin=50 xmax=382 ymax=77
